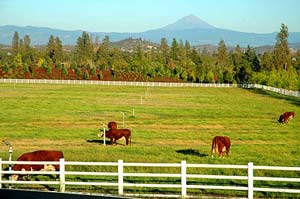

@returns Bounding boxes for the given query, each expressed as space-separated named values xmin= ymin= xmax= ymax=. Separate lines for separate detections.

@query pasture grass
xmin=0 ymin=83 xmax=299 ymax=198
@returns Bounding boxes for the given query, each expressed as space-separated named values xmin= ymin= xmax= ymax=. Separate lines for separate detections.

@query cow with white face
xmin=12 ymin=150 xmax=63 ymax=181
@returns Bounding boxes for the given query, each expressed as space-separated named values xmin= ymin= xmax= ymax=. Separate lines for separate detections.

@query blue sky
xmin=0 ymin=0 xmax=299 ymax=33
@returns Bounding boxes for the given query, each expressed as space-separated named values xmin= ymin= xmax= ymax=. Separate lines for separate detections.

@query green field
xmin=0 ymin=83 xmax=299 ymax=198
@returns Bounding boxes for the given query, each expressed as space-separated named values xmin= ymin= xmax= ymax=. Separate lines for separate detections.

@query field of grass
xmin=0 ymin=83 xmax=299 ymax=198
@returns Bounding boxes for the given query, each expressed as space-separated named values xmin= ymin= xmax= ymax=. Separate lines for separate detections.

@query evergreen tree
xmin=190 ymin=48 xmax=201 ymax=66
xmin=3 ymin=63 xmax=9 ymax=73
xmin=23 ymin=35 xmax=31 ymax=51
xmin=75 ymin=32 xmax=94 ymax=67
xmin=19 ymin=39 xmax=24 ymax=55
xmin=260 ymin=52 xmax=275 ymax=71
xmin=273 ymin=23 xmax=290 ymax=71
xmin=136 ymin=45 xmax=144 ymax=61
xmin=217 ymin=39 xmax=227 ymax=67
xmin=47 ymin=35 xmax=63 ymax=64
xmin=102 ymin=35 xmax=110 ymax=49
xmin=12 ymin=31 xmax=19 ymax=56
xmin=23 ymin=63 xmax=29 ymax=73
xmin=170 ymin=38 xmax=179 ymax=60
xmin=47 ymin=35 xmax=56 ymax=62
xmin=184 ymin=40 xmax=191 ymax=57
xmin=46 ymin=65 xmax=52 ymax=75
xmin=62 ymin=66 xmax=68 ymax=76
xmin=244 ymin=46 xmax=260 ymax=72
xmin=83 ymin=70 xmax=90 ymax=80
xmin=54 ymin=37 xmax=63 ymax=63
xmin=159 ymin=38 xmax=169 ymax=65
xmin=23 ymin=35 xmax=32 ymax=64
xmin=95 ymin=35 xmax=110 ymax=69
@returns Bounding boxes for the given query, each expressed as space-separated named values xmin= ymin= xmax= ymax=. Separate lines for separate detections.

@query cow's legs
xmin=125 ymin=136 xmax=129 ymax=145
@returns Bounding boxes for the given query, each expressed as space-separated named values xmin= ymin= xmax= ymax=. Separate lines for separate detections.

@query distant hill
xmin=110 ymin=38 xmax=159 ymax=52
xmin=1 ymin=15 xmax=300 ymax=47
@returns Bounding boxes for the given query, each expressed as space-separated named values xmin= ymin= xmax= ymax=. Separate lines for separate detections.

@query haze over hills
xmin=1 ymin=15 xmax=300 ymax=47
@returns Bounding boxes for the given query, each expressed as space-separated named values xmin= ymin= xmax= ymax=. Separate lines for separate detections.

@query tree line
xmin=0 ymin=24 xmax=299 ymax=90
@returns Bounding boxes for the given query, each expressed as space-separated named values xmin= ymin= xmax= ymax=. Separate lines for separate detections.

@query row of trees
xmin=1 ymin=24 xmax=299 ymax=90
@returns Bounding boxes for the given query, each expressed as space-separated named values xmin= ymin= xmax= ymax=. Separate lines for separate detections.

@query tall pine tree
xmin=12 ymin=31 xmax=19 ymax=56
xmin=273 ymin=23 xmax=290 ymax=71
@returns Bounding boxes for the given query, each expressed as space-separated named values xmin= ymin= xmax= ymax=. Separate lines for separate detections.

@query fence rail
xmin=0 ymin=158 xmax=300 ymax=198
xmin=0 ymin=78 xmax=299 ymax=98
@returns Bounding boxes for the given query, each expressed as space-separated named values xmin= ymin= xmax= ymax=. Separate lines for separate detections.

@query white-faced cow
xmin=12 ymin=150 xmax=63 ymax=181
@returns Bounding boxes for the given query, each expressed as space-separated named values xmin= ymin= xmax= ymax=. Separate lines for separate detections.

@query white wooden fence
xmin=0 ymin=78 xmax=299 ymax=98
xmin=0 ymin=158 xmax=300 ymax=198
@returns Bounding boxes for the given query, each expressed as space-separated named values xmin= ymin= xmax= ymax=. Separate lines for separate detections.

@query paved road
xmin=0 ymin=189 xmax=132 ymax=199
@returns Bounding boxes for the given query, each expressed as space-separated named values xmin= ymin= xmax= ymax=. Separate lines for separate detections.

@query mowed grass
xmin=0 ymin=83 xmax=299 ymax=198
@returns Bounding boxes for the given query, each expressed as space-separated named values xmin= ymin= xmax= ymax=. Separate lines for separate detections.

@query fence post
xmin=248 ymin=162 xmax=254 ymax=199
xmin=118 ymin=160 xmax=124 ymax=195
xmin=59 ymin=158 xmax=65 ymax=192
xmin=0 ymin=158 xmax=2 ymax=189
xmin=181 ymin=160 xmax=187 ymax=198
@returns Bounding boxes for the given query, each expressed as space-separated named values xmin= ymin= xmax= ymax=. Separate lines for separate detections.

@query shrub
xmin=83 ymin=70 xmax=90 ymax=80
xmin=41 ymin=61 xmax=47 ymax=68
xmin=23 ymin=64 xmax=29 ymax=73
xmin=91 ymin=67 xmax=96 ymax=75
xmin=76 ymin=67 xmax=81 ymax=76
xmin=71 ymin=62 xmax=77 ymax=70
xmin=56 ymin=63 xmax=62 ymax=70
xmin=11 ymin=62 xmax=17 ymax=71
xmin=3 ymin=63 xmax=9 ymax=73
xmin=46 ymin=66 xmax=52 ymax=75
xmin=62 ymin=66 xmax=68 ymax=76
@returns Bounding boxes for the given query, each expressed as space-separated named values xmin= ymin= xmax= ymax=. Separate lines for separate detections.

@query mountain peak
xmin=161 ymin=14 xmax=216 ymax=31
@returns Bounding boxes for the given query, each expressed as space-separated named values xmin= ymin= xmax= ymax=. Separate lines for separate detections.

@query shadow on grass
xmin=176 ymin=149 xmax=208 ymax=157
xmin=86 ymin=139 xmax=128 ymax=146
xmin=249 ymin=88 xmax=300 ymax=107
xmin=86 ymin=139 xmax=112 ymax=145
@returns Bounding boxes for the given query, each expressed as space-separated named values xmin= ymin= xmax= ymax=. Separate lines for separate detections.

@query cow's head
xmin=98 ymin=133 xmax=104 ymax=137
xmin=41 ymin=164 xmax=55 ymax=171
xmin=11 ymin=168 xmax=26 ymax=181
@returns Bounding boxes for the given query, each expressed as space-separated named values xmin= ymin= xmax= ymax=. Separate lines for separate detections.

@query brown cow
xmin=108 ymin=121 xmax=117 ymax=130
xmin=211 ymin=136 xmax=231 ymax=158
xmin=100 ymin=129 xmax=131 ymax=145
xmin=278 ymin=112 xmax=295 ymax=123
xmin=12 ymin=150 xmax=64 ymax=180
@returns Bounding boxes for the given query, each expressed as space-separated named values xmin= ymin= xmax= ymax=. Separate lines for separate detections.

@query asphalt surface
xmin=0 ymin=189 xmax=132 ymax=199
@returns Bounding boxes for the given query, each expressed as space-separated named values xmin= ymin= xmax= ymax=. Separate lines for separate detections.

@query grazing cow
xmin=100 ymin=129 xmax=131 ymax=145
xmin=278 ymin=112 xmax=295 ymax=124
xmin=211 ymin=136 xmax=231 ymax=158
xmin=108 ymin=121 xmax=117 ymax=130
xmin=12 ymin=150 xmax=64 ymax=181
